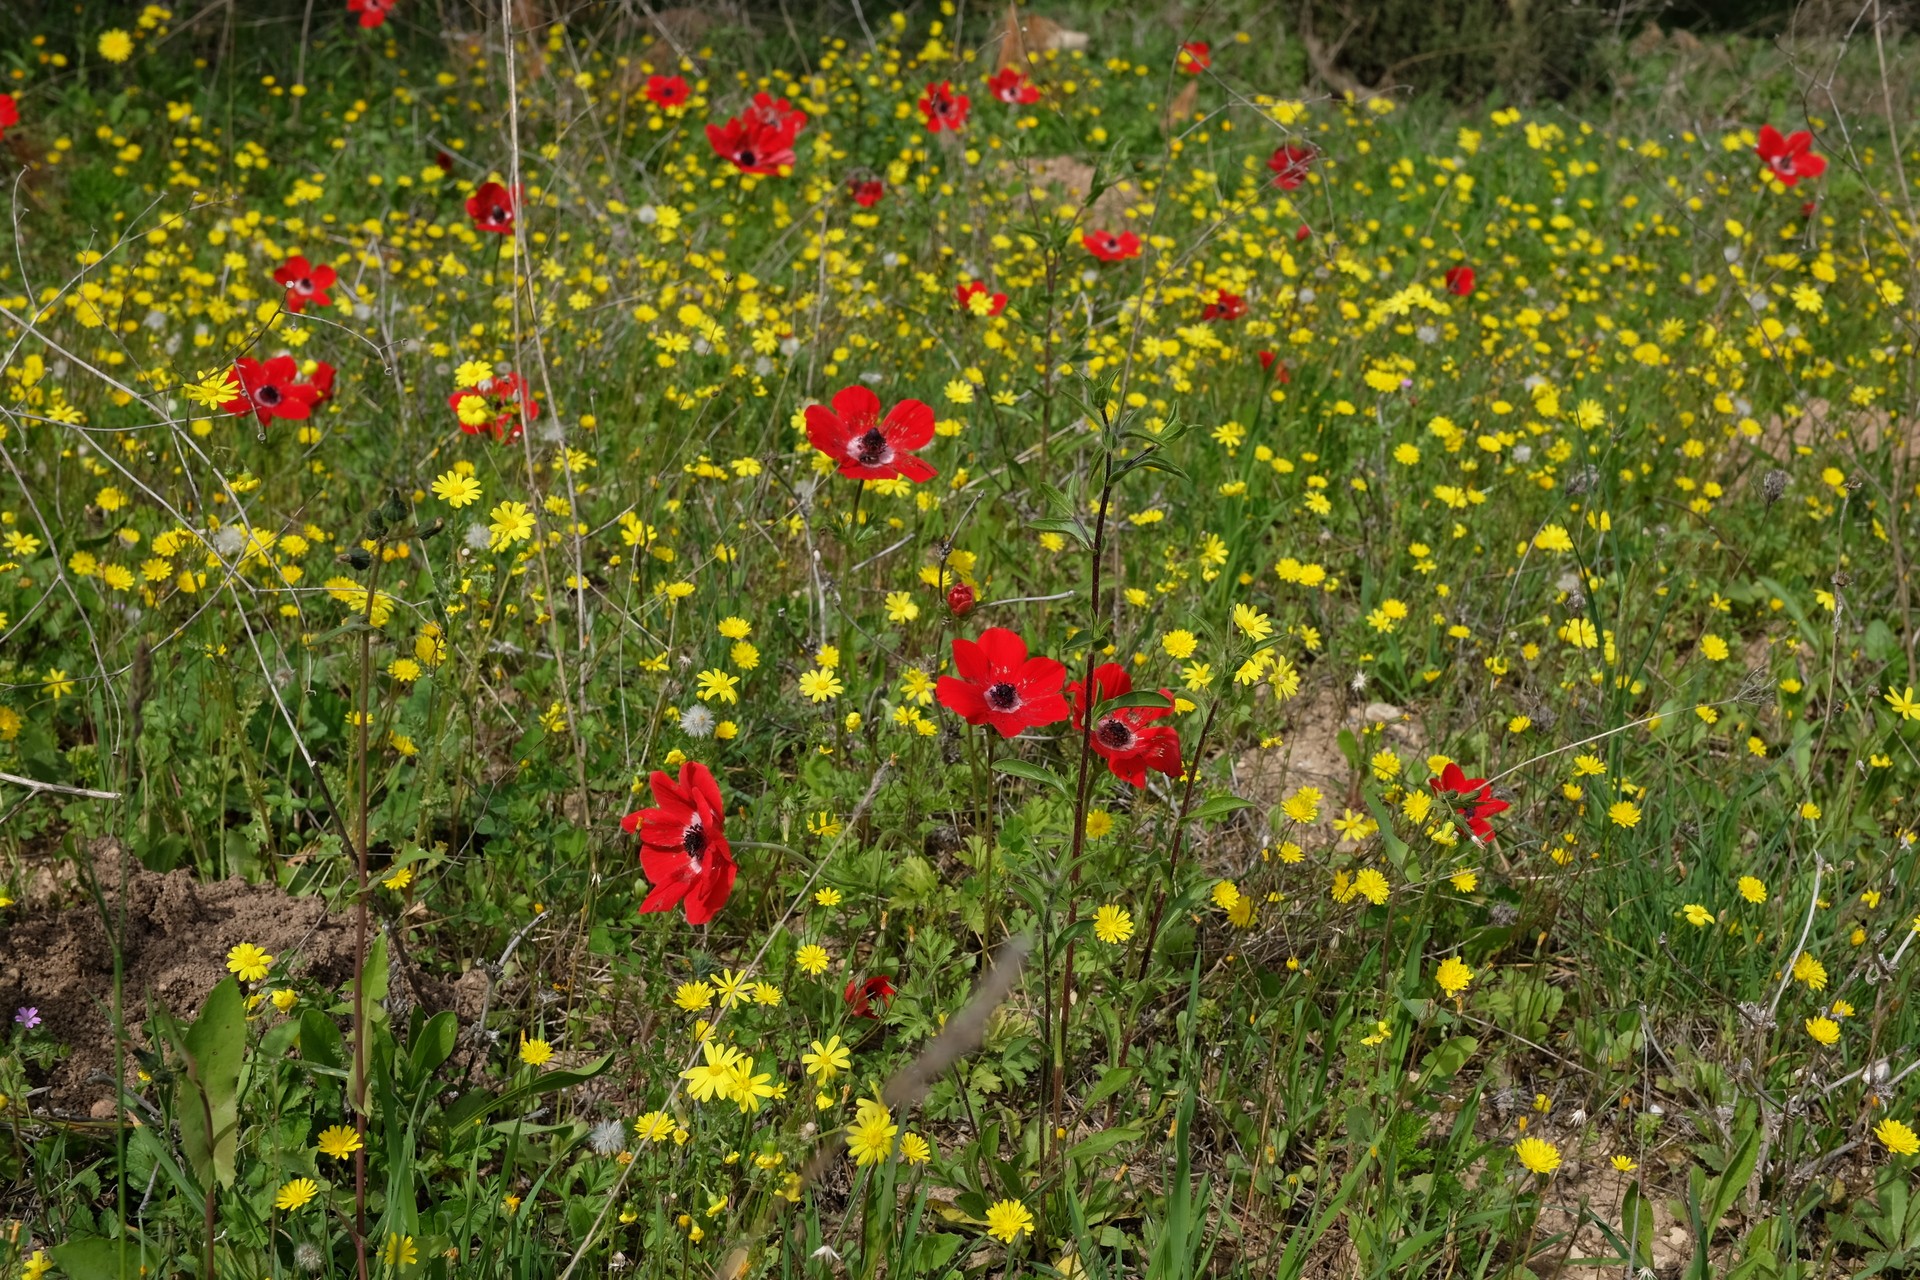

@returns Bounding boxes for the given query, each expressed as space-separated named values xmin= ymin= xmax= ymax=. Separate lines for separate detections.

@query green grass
xmin=1 ymin=5 xmax=1919 ymax=1279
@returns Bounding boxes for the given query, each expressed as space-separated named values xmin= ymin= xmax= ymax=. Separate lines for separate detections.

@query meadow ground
xmin=1 ymin=3 xmax=1920 ymax=1278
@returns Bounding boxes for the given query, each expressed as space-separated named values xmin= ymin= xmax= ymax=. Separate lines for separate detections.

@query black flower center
xmin=683 ymin=822 xmax=706 ymax=859
xmin=295 ymin=278 xmax=312 ymax=292
xmin=986 ymin=682 xmax=1018 ymax=712
xmin=737 ymin=150 xmax=757 ymax=167
xmin=851 ymin=428 xmax=889 ymax=466
xmin=256 ymin=384 xmax=282 ymax=406
xmin=1096 ymin=718 xmax=1133 ymax=750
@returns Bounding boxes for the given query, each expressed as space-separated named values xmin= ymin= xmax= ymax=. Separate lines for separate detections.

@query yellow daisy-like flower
xmin=798 ymin=667 xmax=844 ymax=703
xmin=1161 ymin=629 xmax=1198 ymax=659
xmin=1804 ymin=1017 xmax=1840 ymax=1046
xmin=1092 ymin=904 xmax=1134 ymax=944
xmin=1435 ymin=956 xmax=1473 ymax=997
xmin=1791 ymin=951 xmax=1827 ymax=991
xmin=803 ymin=1034 xmax=852 ymax=1083
xmin=984 ymin=1197 xmax=1035 ymax=1243
xmin=519 ymin=1036 xmax=554 ymax=1066
xmin=1513 ymin=1137 xmax=1560 ymax=1176
xmin=634 ymin=1110 xmax=676 ymax=1142
xmin=1738 ymin=876 xmax=1767 ymax=904
xmin=487 ymin=500 xmax=535 ymax=550
xmin=1874 ymin=1118 xmax=1919 ymax=1157
xmin=382 ymin=1233 xmax=417 ymax=1268
xmin=98 ymin=28 xmax=135 ymax=62
xmin=183 ymin=368 xmax=241 ymax=409
xmin=1231 ymin=603 xmax=1273 ymax=640
xmin=274 ymin=1177 xmax=319 ymax=1211
xmin=1682 ymin=903 xmax=1714 ymax=927
xmin=1608 ymin=800 xmax=1642 ymax=828
xmin=431 ymin=470 xmax=483 ymax=508
xmin=225 ymin=942 xmax=274 ymax=982
xmin=316 ymin=1124 xmax=363 ymax=1159
xmin=795 ymin=944 xmax=831 ymax=977
xmin=674 ymin=980 xmax=715 ymax=1011
xmin=845 ymin=1099 xmax=898 ymax=1166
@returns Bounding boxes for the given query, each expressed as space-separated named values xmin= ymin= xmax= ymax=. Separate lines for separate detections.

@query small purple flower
xmin=15 ymin=1007 xmax=41 ymax=1029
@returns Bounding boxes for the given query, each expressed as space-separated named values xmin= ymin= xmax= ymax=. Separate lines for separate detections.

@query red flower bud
xmin=946 ymin=582 xmax=975 ymax=617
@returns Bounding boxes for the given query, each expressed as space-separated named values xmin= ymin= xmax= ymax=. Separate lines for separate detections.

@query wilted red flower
xmin=919 ymin=81 xmax=970 ymax=132
xmin=845 ymin=975 xmax=896 ymax=1018
xmin=1201 ymin=289 xmax=1245 ymax=322
xmin=273 ymin=254 xmax=337 ymax=314
xmin=1082 ymin=229 xmax=1141 ymax=262
xmin=946 ymin=581 xmax=975 ymax=617
xmin=1429 ymin=762 xmax=1511 ymax=844
xmin=804 ymin=385 xmax=937 ymax=482
xmin=346 ymin=0 xmax=394 ymax=28
xmin=0 ymin=94 xmax=18 ymax=141
xmin=622 ymin=761 xmax=736 ymax=925
xmin=1755 ymin=124 xmax=1826 ymax=187
xmin=956 ymin=279 xmax=1007 ymax=317
xmin=433 ymin=148 xmax=455 ymax=172
xmin=1268 ymin=144 xmax=1316 ymax=191
xmin=1258 ymin=351 xmax=1292 ymax=382
xmin=936 ymin=628 xmax=1070 ymax=738
xmin=1068 ymin=663 xmax=1181 ymax=787
xmin=986 ymin=67 xmax=1040 ymax=105
xmin=847 ymin=177 xmax=885 ymax=207
xmin=466 ymin=181 xmax=518 ymax=234
xmin=1177 ymin=41 xmax=1211 ymax=73
xmin=746 ymin=92 xmax=808 ymax=136
xmin=448 ymin=372 xmax=539 ymax=441
xmin=222 ymin=356 xmax=322 ymax=425
xmin=1444 ymin=265 xmax=1476 ymax=297
xmin=644 ymin=74 xmax=690 ymax=109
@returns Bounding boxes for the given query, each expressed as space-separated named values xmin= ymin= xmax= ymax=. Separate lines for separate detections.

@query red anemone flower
xmin=847 ymin=178 xmax=885 ymax=207
xmin=956 ymin=279 xmax=1008 ymax=317
xmin=845 ymin=975 xmax=896 ymax=1019
xmin=706 ymin=115 xmax=797 ymax=176
xmin=309 ymin=361 xmax=336 ymax=404
xmin=1268 ymin=144 xmax=1316 ymax=191
xmin=0 ymin=94 xmax=18 ymax=141
xmin=346 ymin=0 xmax=394 ymax=28
xmin=919 ymin=81 xmax=971 ymax=132
xmin=1295 ymin=223 xmax=1313 ymax=242
xmin=1201 ymin=289 xmax=1246 ymax=322
xmin=645 ymin=74 xmax=690 ymax=109
xmin=936 ymin=628 xmax=1070 ymax=739
xmin=1755 ymin=124 xmax=1826 ymax=188
xmin=1082 ymin=229 xmax=1141 ymax=262
xmin=1258 ymin=351 xmax=1292 ymax=382
xmin=1068 ymin=663 xmax=1182 ymax=788
xmin=1444 ymin=265 xmax=1476 ymax=297
xmin=466 ymin=181 xmax=519 ymax=234
xmin=1428 ymin=761 xmax=1511 ymax=844
xmin=221 ymin=355 xmax=322 ymax=425
xmin=448 ymin=372 xmax=539 ymax=441
xmin=1177 ymin=42 xmax=1211 ymax=73
xmin=804 ymin=385 xmax=937 ymax=482
xmin=987 ymin=67 xmax=1041 ymax=105
xmin=622 ymin=761 xmax=736 ymax=925
xmin=273 ymin=254 xmax=337 ymax=314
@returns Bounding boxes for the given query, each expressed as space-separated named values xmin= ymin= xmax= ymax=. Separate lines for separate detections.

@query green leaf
xmin=408 ymin=1011 xmax=459 ymax=1086
xmin=992 ymin=757 xmax=1071 ymax=797
xmin=1084 ymin=1065 xmax=1136 ymax=1108
xmin=299 ymin=1008 xmax=346 ymax=1070
xmin=176 ymin=977 xmax=246 ymax=1189
xmin=51 ymin=1238 xmax=156 ymax=1280
xmin=1187 ymin=793 xmax=1253 ymax=824
xmin=1622 ymin=1181 xmax=1657 ymax=1271
xmin=1064 ymin=1125 xmax=1143 ymax=1164
xmin=1028 ymin=516 xmax=1093 ymax=550
xmin=1416 ymin=1035 xmax=1479 ymax=1084
xmin=1097 ymin=689 xmax=1178 ymax=714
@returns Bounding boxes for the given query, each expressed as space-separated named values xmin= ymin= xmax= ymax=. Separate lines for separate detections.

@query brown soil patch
xmin=0 ymin=840 xmax=356 ymax=1115
xmin=995 ymin=155 xmax=1138 ymax=226
xmin=1235 ymin=684 xmax=1427 ymax=840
